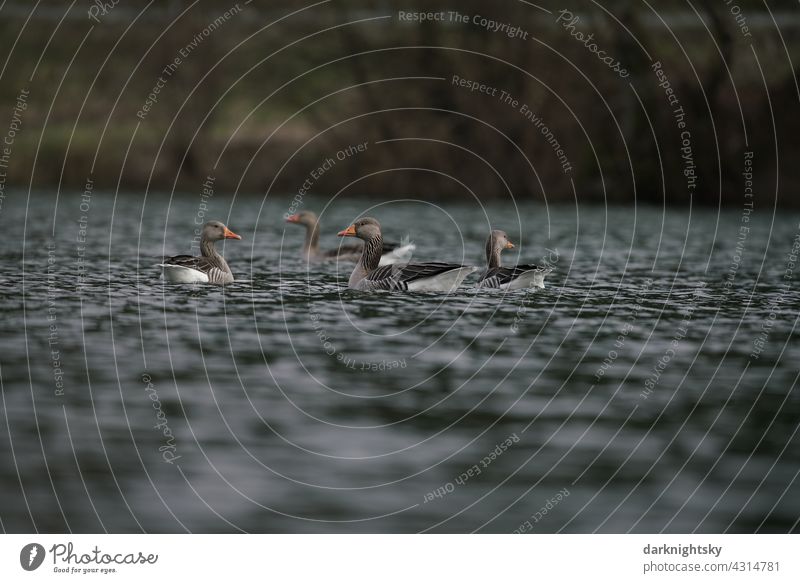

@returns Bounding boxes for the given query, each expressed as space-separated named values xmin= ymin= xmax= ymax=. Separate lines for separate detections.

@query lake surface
xmin=1 ymin=190 xmax=798 ymax=533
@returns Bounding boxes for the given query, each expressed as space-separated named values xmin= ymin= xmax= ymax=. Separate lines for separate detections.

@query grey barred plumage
xmin=480 ymin=274 xmax=503 ymax=289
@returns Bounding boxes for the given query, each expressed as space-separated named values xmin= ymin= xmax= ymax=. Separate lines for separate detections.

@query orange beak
xmin=223 ymin=227 xmax=242 ymax=240
xmin=285 ymin=214 xmax=299 ymax=223
xmin=505 ymin=240 xmax=515 ymax=249
xmin=337 ymin=224 xmax=356 ymax=237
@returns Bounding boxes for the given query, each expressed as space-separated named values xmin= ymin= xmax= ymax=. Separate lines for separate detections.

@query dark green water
xmin=0 ymin=191 xmax=798 ymax=533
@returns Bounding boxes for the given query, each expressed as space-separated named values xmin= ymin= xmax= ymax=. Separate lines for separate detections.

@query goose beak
xmin=224 ymin=227 xmax=242 ymax=240
xmin=337 ymin=225 xmax=356 ymax=237
xmin=285 ymin=214 xmax=299 ymax=223
xmin=505 ymin=240 xmax=515 ymax=249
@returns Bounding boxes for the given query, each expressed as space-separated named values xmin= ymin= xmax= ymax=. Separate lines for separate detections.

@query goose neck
xmin=359 ymin=233 xmax=383 ymax=272
xmin=486 ymin=240 xmax=502 ymax=269
xmin=304 ymin=219 xmax=320 ymax=252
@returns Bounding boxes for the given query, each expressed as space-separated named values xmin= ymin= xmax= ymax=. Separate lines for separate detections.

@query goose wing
xmin=161 ymin=254 xmax=217 ymax=274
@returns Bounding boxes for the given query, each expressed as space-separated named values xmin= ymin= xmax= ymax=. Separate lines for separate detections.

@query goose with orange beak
xmin=286 ymin=210 xmax=414 ymax=265
xmin=159 ymin=220 xmax=242 ymax=284
xmin=337 ymin=217 xmax=476 ymax=292
xmin=477 ymin=230 xmax=551 ymax=290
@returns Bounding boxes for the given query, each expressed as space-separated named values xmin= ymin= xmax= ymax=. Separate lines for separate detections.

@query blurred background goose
xmin=286 ymin=210 xmax=414 ymax=265
xmin=477 ymin=230 xmax=551 ymax=290
xmin=338 ymin=217 xmax=475 ymax=292
xmin=159 ymin=220 xmax=241 ymax=284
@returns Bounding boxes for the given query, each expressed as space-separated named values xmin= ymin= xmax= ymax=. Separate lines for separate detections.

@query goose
xmin=159 ymin=220 xmax=241 ymax=284
xmin=477 ymin=230 xmax=551 ymax=290
xmin=286 ymin=210 xmax=414 ymax=265
xmin=337 ymin=217 xmax=476 ymax=291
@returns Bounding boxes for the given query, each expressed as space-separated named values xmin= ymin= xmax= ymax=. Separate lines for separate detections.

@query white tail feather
xmin=379 ymin=236 xmax=416 ymax=266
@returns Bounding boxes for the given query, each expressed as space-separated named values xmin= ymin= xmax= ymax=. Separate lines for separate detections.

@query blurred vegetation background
xmin=0 ymin=0 xmax=798 ymax=205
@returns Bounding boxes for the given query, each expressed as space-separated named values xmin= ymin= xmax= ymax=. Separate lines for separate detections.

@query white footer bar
xmin=1 ymin=534 xmax=796 ymax=582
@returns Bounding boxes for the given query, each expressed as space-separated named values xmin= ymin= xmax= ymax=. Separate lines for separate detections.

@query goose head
xmin=337 ymin=217 xmax=381 ymax=241
xmin=285 ymin=210 xmax=318 ymax=228
xmin=490 ymin=229 xmax=514 ymax=250
xmin=486 ymin=229 xmax=514 ymax=267
xmin=203 ymin=220 xmax=241 ymax=241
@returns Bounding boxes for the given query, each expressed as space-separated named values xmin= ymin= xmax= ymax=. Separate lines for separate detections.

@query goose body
xmin=479 ymin=266 xmax=550 ymax=290
xmin=477 ymin=230 xmax=551 ymax=290
xmin=159 ymin=221 xmax=241 ymax=285
xmin=338 ymin=217 xmax=476 ymax=292
xmin=160 ymin=258 xmax=215 ymax=283
xmin=358 ymin=262 xmax=477 ymax=292
xmin=286 ymin=211 xmax=415 ymax=265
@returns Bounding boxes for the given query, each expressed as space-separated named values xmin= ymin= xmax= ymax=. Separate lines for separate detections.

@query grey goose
xmin=159 ymin=221 xmax=241 ymax=284
xmin=337 ymin=217 xmax=476 ymax=292
xmin=477 ymin=229 xmax=551 ymax=290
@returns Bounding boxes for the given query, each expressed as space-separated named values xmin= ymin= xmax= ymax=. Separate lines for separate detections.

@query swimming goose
xmin=477 ymin=230 xmax=551 ymax=290
xmin=286 ymin=210 xmax=414 ymax=265
xmin=159 ymin=221 xmax=241 ymax=284
xmin=337 ymin=217 xmax=476 ymax=291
